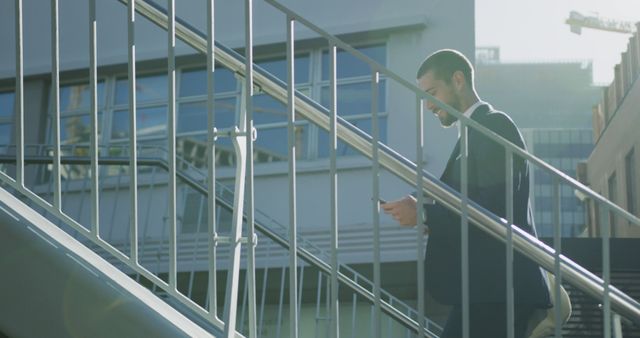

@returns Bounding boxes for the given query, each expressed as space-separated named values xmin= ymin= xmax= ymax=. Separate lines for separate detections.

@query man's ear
xmin=452 ymin=70 xmax=466 ymax=90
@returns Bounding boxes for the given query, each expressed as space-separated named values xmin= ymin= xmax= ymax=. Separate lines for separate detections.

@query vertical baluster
xmin=371 ymin=70 xmax=382 ymax=338
xmin=415 ymin=96 xmax=426 ymax=337
xmin=276 ymin=266 xmax=287 ymax=338
xmin=167 ymin=0 xmax=177 ymax=291
xmin=258 ymin=241 xmax=272 ymax=334
xmin=286 ymin=13 xmax=299 ymax=338
xmin=188 ymin=191 xmax=207 ymax=299
xmin=552 ymin=177 xmax=562 ymax=338
xmin=460 ymin=122 xmax=469 ymax=338
xmin=328 ymin=43 xmax=340 ymax=338
xmin=224 ymin=9 xmax=251 ymax=338
xmin=603 ymin=202 xmax=611 ymax=338
xmin=127 ymin=0 xmax=139 ymax=265
xmin=506 ymin=150 xmax=514 ymax=338
xmin=89 ymin=0 xmax=100 ymax=237
xmin=351 ymin=293 xmax=357 ymax=338
xmin=315 ymin=271 xmax=323 ymax=338
xmin=206 ymin=0 xmax=218 ymax=320
xmin=244 ymin=1 xmax=258 ymax=336
xmin=613 ymin=313 xmax=623 ymax=338
xmin=15 ymin=0 xmax=24 ymax=186
xmin=51 ymin=0 xmax=61 ymax=210
xmin=107 ymin=166 xmax=124 ymax=242
xmin=298 ymin=264 xmax=305 ymax=322
xmin=141 ymin=166 xmax=160 ymax=269
xmin=240 ymin=271 xmax=249 ymax=332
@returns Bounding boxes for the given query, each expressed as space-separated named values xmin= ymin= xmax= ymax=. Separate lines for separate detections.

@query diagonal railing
xmin=122 ymin=0 xmax=640 ymax=336
xmin=0 ymin=144 xmax=444 ymax=337
xmin=4 ymin=0 xmax=640 ymax=337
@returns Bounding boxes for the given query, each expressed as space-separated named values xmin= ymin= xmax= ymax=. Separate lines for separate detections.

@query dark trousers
xmin=440 ymin=303 xmax=535 ymax=338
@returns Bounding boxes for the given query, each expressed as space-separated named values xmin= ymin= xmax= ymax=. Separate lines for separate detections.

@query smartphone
xmin=372 ymin=197 xmax=387 ymax=204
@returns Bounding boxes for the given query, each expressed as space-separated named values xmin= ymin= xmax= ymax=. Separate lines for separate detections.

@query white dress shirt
xmin=457 ymin=100 xmax=485 ymax=137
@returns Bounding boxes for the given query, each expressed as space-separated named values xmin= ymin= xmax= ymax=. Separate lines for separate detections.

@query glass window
xmin=0 ymin=91 xmax=14 ymax=147
xmin=180 ymin=67 xmax=237 ymax=96
xmin=111 ymin=106 xmax=167 ymax=140
xmin=47 ymin=43 xmax=389 ymax=170
xmin=0 ymin=124 xmax=11 ymax=145
xmin=0 ymin=91 xmax=15 ymax=118
xmin=59 ymin=82 xmax=106 ymax=112
xmin=178 ymin=98 xmax=236 ymax=133
xmin=322 ymin=45 xmax=386 ymax=80
xmin=182 ymin=192 xmax=205 ymax=234
xmin=253 ymin=93 xmax=287 ymax=124
xmin=257 ymin=54 xmax=310 ymax=84
xmin=60 ymin=114 xmax=103 ymax=144
xmin=254 ymin=125 xmax=308 ymax=162
xmin=320 ymin=81 xmax=386 ymax=116
xmin=115 ymin=74 xmax=168 ymax=105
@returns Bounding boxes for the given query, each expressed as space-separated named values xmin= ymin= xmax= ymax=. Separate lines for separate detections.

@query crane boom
xmin=566 ymin=11 xmax=636 ymax=35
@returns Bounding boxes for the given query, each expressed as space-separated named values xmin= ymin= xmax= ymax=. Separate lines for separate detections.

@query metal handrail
xmin=0 ymin=151 xmax=441 ymax=337
xmin=263 ymin=0 xmax=640 ymax=229
xmin=120 ymin=0 xmax=640 ymax=324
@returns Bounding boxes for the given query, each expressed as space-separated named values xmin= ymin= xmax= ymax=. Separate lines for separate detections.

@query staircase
xmin=1 ymin=0 xmax=640 ymax=337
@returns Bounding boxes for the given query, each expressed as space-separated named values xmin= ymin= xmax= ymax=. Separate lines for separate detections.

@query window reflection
xmin=115 ymin=74 xmax=168 ymax=104
xmin=111 ymin=107 xmax=167 ymax=140
xmin=47 ymin=43 xmax=388 ymax=177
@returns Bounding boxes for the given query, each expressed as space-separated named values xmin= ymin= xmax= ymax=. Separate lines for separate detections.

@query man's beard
xmin=439 ymin=112 xmax=458 ymax=127
xmin=439 ymin=96 xmax=461 ymax=127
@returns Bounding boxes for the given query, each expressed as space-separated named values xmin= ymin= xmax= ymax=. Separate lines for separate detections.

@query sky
xmin=476 ymin=0 xmax=640 ymax=84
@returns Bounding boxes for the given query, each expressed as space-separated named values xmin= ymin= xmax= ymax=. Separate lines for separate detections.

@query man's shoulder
xmin=472 ymin=106 xmax=523 ymax=144
xmin=476 ymin=107 xmax=517 ymax=129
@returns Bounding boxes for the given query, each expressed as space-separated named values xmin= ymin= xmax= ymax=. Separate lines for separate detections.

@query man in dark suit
xmin=382 ymin=49 xmax=550 ymax=337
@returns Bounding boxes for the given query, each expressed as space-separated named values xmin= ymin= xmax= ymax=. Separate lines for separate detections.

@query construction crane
xmin=566 ymin=11 xmax=637 ymax=35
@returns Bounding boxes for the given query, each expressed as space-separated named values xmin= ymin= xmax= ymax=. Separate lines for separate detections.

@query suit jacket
xmin=423 ymin=103 xmax=551 ymax=306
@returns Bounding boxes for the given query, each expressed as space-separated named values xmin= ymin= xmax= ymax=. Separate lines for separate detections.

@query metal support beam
xmin=286 ymin=13 xmax=299 ymax=338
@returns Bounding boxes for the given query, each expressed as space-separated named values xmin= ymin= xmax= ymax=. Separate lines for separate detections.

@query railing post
xmin=415 ymin=95 xmax=426 ymax=337
xmin=127 ymin=0 xmax=139 ymax=266
xmin=552 ymin=177 xmax=562 ymax=338
xmin=206 ymin=0 xmax=218 ymax=320
xmin=222 ymin=81 xmax=248 ymax=338
xmin=602 ymin=202 xmax=612 ymax=338
xmin=505 ymin=150 xmax=514 ymax=338
xmin=51 ymin=0 xmax=61 ymax=210
xmin=89 ymin=0 xmax=100 ymax=237
xmin=371 ymin=71 xmax=382 ymax=338
xmin=459 ymin=122 xmax=470 ymax=338
xmin=167 ymin=0 xmax=178 ymax=292
xmin=276 ymin=266 xmax=287 ymax=338
xmin=286 ymin=13 xmax=299 ymax=338
xmin=328 ymin=42 xmax=340 ymax=338
xmin=15 ymin=0 xmax=24 ymax=186
xmin=244 ymin=0 xmax=258 ymax=335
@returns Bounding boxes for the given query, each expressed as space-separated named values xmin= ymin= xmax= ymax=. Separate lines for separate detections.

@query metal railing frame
xmin=0 ymin=147 xmax=442 ymax=337
xmin=119 ymin=0 xmax=640 ymax=332
xmin=6 ymin=0 xmax=640 ymax=336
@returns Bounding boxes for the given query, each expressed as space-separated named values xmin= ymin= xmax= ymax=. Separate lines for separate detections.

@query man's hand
xmin=381 ymin=195 xmax=419 ymax=226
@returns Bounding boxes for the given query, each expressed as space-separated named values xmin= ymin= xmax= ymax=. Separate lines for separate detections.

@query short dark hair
xmin=416 ymin=49 xmax=474 ymax=86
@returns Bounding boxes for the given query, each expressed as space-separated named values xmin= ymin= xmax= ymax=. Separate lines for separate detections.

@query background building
xmin=583 ymin=24 xmax=640 ymax=238
xmin=475 ymin=47 xmax=601 ymax=237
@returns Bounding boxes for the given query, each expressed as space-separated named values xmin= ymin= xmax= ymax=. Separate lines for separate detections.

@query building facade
xmin=475 ymin=47 xmax=601 ymax=237
xmin=583 ymin=24 xmax=640 ymax=238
